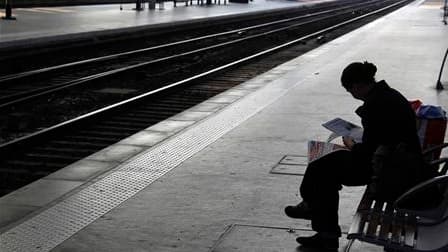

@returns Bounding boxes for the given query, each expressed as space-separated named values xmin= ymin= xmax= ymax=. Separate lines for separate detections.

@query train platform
xmin=1 ymin=0 xmax=448 ymax=251
xmin=0 ymin=0 xmax=335 ymax=50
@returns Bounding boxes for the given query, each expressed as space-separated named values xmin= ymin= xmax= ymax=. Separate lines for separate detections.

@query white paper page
xmin=322 ymin=118 xmax=363 ymax=143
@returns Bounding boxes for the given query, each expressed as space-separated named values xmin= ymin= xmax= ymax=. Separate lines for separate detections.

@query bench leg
xmin=344 ymin=239 xmax=355 ymax=252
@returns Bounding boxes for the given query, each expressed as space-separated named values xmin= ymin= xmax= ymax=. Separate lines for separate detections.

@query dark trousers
xmin=300 ymin=150 xmax=372 ymax=235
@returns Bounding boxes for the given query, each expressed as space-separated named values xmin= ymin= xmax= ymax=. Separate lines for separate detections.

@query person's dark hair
xmin=341 ymin=61 xmax=377 ymax=89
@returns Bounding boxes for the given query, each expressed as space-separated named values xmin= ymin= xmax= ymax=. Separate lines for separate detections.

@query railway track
xmin=0 ymin=0 xmax=405 ymax=142
xmin=0 ymin=0 xmax=383 ymax=109
xmin=0 ymin=0 xmax=412 ymax=195
xmin=0 ymin=0 xmax=377 ymax=73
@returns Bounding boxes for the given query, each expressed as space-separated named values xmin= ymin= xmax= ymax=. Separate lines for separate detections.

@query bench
xmin=213 ymin=0 xmax=227 ymax=5
xmin=346 ymin=144 xmax=448 ymax=252
xmin=173 ymin=0 xmax=189 ymax=7
xmin=173 ymin=0 xmax=225 ymax=6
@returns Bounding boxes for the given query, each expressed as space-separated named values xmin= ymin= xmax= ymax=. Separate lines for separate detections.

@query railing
xmin=444 ymin=0 xmax=448 ymax=24
xmin=437 ymin=48 xmax=448 ymax=90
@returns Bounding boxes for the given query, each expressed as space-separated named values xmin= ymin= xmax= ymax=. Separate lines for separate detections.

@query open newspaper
xmin=308 ymin=141 xmax=347 ymax=162
xmin=307 ymin=118 xmax=363 ymax=162
xmin=322 ymin=118 xmax=363 ymax=143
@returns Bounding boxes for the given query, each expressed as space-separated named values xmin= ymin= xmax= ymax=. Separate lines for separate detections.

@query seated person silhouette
xmin=285 ymin=61 xmax=431 ymax=251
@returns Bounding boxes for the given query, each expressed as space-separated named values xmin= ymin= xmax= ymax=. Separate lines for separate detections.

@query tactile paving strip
xmin=0 ymin=75 xmax=306 ymax=251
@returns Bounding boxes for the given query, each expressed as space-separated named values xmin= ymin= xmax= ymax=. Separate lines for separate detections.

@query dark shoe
xmin=284 ymin=201 xmax=312 ymax=220
xmin=296 ymin=232 xmax=339 ymax=251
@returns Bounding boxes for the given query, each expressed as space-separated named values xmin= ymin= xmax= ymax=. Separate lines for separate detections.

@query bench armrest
xmin=429 ymin=157 xmax=448 ymax=175
xmin=422 ymin=143 xmax=448 ymax=157
xmin=394 ymin=175 xmax=448 ymax=224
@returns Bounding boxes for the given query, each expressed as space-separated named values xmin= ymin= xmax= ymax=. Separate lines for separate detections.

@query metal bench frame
xmin=346 ymin=144 xmax=448 ymax=252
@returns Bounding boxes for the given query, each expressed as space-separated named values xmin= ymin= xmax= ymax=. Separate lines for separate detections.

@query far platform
xmin=0 ymin=0 xmax=447 ymax=251
xmin=0 ymin=0 xmax=335 ymax=49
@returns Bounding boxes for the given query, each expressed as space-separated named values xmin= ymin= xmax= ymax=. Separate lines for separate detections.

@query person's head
xmin=341 ymin=61 xmax=377 ymax=100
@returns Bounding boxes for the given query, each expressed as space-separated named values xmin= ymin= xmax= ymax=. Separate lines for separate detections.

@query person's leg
xmin=285 ymin=152 xmax=346 ymax=221
xmin=300 ymin=151 xmax=347 ymax=235
xmin=293 ymin=150 xmax=371 ymax=249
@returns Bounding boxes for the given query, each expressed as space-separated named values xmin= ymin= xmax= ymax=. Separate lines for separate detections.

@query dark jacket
xmin=351 ymin=80 xmax=426 ymax=200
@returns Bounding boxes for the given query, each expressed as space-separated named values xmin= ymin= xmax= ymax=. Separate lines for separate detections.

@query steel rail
xmin=0 ymin=0 xmax=373 ymax=84
xmin=0 ymin=0 xmax=398 ymax=109
xmin=0 ymin=0 xmax=410 ymax=153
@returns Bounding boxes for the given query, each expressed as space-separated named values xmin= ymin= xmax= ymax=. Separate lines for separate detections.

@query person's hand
xmin=342 ymin=136 xmax=356 ymax=150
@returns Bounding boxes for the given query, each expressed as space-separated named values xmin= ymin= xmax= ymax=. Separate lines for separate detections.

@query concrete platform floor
xmin=0 ymin=0 xmax=335 ymax=48
xmin=1 ymin=0 xmax=448 ymax=251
